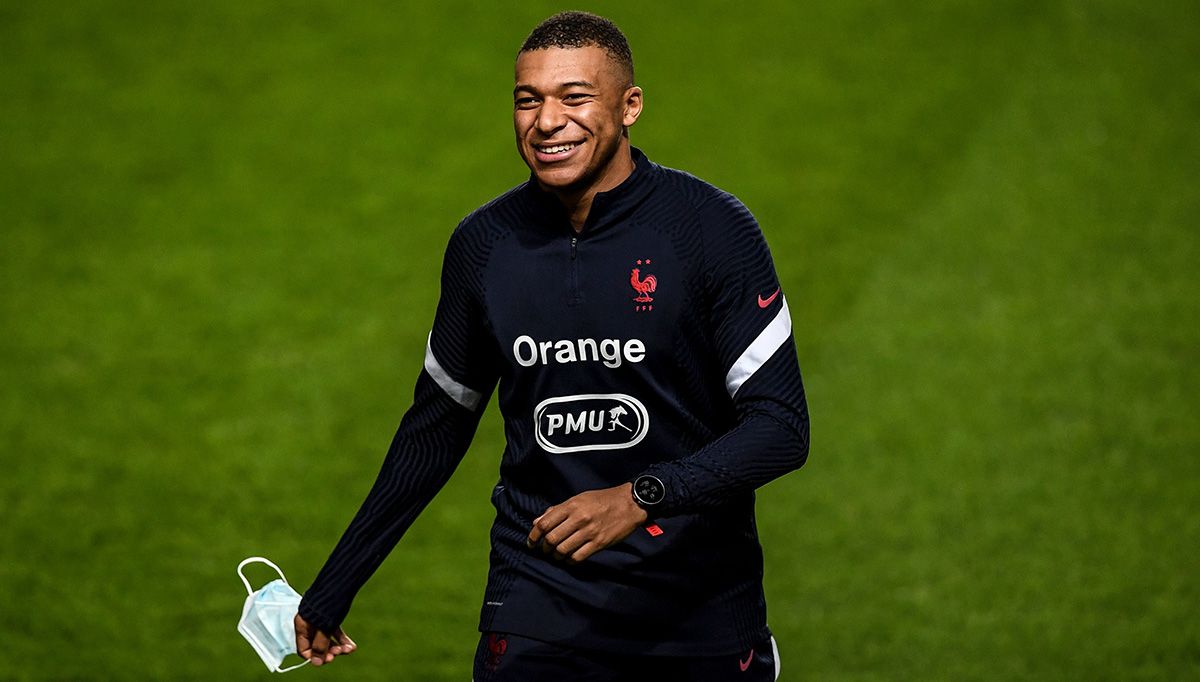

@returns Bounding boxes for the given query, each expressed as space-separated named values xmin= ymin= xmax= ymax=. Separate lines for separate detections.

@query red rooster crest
xmin=630 ymin=267 xmax=657 ymax=303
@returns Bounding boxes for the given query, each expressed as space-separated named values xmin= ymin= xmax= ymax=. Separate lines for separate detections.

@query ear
xmin=622 ymin=86 xmax=644 ymax=127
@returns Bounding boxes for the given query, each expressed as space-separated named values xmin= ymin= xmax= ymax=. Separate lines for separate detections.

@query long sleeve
xmin=298 ymin=227 xmax=499 ymax=634
xmin=639 ymin=192 xmax=809 ymax=516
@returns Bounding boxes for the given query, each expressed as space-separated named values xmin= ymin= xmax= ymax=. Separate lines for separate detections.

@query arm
xmin=297 ymin=227 xmax=499 ymax=663
xmin=638 ymin=344 xmax=808 ymax=516
xmin=638 ymin=191 xmax=809 ymax=516
xmin=529 ymin=192 xmax=808 ymax=558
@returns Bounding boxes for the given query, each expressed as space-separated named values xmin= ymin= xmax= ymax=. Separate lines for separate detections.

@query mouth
xmin=533 ymin=140 xmax=583 ymax=163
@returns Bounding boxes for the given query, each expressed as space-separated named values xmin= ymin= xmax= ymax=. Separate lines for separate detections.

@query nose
xmin=535 ymin=99 xmax=568 ymax=136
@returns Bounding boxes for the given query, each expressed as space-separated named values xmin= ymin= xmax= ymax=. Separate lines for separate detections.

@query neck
xmin=554 ymin=140 xmax=635 ymax=233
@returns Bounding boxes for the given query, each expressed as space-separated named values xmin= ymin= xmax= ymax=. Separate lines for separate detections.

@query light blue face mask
xmin=237 ymin=557 xmax=309 ymax=673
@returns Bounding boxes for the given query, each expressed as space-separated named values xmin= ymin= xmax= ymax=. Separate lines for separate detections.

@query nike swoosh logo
xmin=757 ymin=288 xmax=780 ymax=308
xmin=739 ymin=649 xmax=755 ymax=671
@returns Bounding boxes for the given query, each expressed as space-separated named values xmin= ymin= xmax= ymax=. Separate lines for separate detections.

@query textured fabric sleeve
xmin=298 ymin=225 xmax=499 ymax=634
xmin=639 ymin=192 xmax=809 ymax=516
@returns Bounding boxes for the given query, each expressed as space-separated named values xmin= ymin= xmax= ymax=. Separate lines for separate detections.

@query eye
xmin=514 ymin=97 xmax=540 ymax=109
xmin=563 ymin=93 xmax=593 ymax=104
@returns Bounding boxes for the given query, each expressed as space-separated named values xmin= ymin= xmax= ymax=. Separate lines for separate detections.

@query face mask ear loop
xmin=237 ymin=556 xmax=289 ymax=595
xmin=277 ymin=660 xmax=310 ymax=673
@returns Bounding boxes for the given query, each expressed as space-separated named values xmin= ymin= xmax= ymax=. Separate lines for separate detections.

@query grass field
xmin=2 ymin=1 xmax=1197 ymax=679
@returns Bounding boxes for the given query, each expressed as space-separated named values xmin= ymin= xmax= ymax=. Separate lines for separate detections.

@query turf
xmin=1 ymin=1 xmax=1197 ymax=679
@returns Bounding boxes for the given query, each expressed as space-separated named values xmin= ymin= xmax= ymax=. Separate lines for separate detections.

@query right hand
xmin=295 ymin=613 xmax=357 ymax=667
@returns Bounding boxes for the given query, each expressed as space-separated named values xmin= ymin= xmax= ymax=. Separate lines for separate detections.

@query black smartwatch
xmin=631 ymin=474 xmax=666 ymax=511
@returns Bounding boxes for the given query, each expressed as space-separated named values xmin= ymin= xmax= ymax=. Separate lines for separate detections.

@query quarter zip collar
xmin=523 ymin=147 xmax=658 ymax=236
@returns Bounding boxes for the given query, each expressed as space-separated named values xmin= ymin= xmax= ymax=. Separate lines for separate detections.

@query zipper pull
xmin=570 ymin=236 xmax=578 ymax=260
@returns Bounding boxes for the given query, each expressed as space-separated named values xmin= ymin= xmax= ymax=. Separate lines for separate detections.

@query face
xmin=513 ymin=46 xmax=643 ymax=195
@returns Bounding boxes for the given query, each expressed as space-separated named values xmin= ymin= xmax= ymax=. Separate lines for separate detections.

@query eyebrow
xmin=513 ymin=80 xmax=598 ymax=97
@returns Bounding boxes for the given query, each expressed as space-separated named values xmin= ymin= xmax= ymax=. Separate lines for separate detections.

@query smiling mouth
xmin=535 ymin=142 xmax=580 ymax=155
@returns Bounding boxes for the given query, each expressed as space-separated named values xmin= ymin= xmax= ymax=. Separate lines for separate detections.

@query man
xmin=295 ymin=11 xmax=809 ymax=681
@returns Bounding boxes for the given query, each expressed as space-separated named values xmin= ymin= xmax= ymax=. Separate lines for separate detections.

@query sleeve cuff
xmin=636 ymin=464 xmax=690 ymax=518
xmin=297 ymin=597 xmax=343 ymax=637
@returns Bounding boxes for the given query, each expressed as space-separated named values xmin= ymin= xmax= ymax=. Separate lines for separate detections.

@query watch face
xmin=634 ymin=475 xmax=665 ymax=506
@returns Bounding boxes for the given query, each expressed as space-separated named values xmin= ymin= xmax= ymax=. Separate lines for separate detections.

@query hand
xmin=295 ymin=613 xmax=357 ymax=667
xmin=526 ymin=483 xmax=649 ymax=563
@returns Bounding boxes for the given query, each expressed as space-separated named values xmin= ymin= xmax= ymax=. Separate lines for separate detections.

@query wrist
xmin=620 ymin=482 xmax=650 ymax=523
xmin=630 ymin=473 xmax=666 ymax=517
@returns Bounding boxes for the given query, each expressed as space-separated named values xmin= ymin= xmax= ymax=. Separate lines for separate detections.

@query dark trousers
xmin=473 ymin=631 xmax=780 ymax=682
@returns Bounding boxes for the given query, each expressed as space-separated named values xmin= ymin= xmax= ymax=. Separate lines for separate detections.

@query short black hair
xmin=519 ymin=11 xmax=634 ymax=86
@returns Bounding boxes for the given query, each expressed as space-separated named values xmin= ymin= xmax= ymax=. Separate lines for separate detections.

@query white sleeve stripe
xmin=771 ymin=635 xmax=781 ymax=681
xmin=424 ymin=332 xmax=482 ymax=410
xmin=725 ymin=295 xmax=793 ymax=398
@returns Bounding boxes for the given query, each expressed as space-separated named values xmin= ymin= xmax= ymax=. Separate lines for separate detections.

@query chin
xmin=533 ymin=166 xmax=588 ymax=191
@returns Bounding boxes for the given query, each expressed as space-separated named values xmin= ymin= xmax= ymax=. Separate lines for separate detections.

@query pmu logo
xmin=534 ymin=393 xmax=649 ymax=454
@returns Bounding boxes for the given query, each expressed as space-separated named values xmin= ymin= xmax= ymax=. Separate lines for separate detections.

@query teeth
xmin=538 ymin=143 xmax=577 ymax=154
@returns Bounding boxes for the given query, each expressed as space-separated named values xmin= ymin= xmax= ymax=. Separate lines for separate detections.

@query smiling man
xmin=295 ymin=11 xmax=808 ymax=681
xmin=512 ymin=30 xmax=640 ymax=229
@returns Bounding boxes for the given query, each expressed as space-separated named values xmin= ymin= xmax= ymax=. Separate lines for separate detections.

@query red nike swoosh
xmin=739 ymin=649 xmax=755 ymax=671
xmin=757 ymin=288 xmax=780 ymax=308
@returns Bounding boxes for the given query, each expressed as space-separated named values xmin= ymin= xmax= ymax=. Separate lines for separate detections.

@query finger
xmin=527 ymin=506 xmax=568 ymax=547
xmin=542 ymin=516 xmax=587 ymax=554
xmin=326 ymin=629 xmax=349 ymax=656
xmin=311 ymin=630 xmax=330 ymax=667
xmin=334 ymin=628 xmax=358 ymax=655
xmin=554 ymin=536 xmax=587 ymax=560
xmin=569 ymin=540 xmax=604 ymax=564
xmin=551 ymin=526 xmax=591 ymax=558
xmin=294 ymin=616 xmax=313 ymax=660
xmin=527 ymin=510 xmax=550 ymax=546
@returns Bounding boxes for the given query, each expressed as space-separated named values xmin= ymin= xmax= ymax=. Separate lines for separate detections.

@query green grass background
xmin=2 ymin=1 xmax=1197 ymax=679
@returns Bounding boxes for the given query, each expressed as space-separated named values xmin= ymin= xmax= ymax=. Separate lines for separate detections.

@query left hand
xmin=527 ymin=483 xmax=649 ymax=563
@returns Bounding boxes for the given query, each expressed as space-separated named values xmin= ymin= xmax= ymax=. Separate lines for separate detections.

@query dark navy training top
xmin=299 ymin=147 xmax=810 ymax=656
